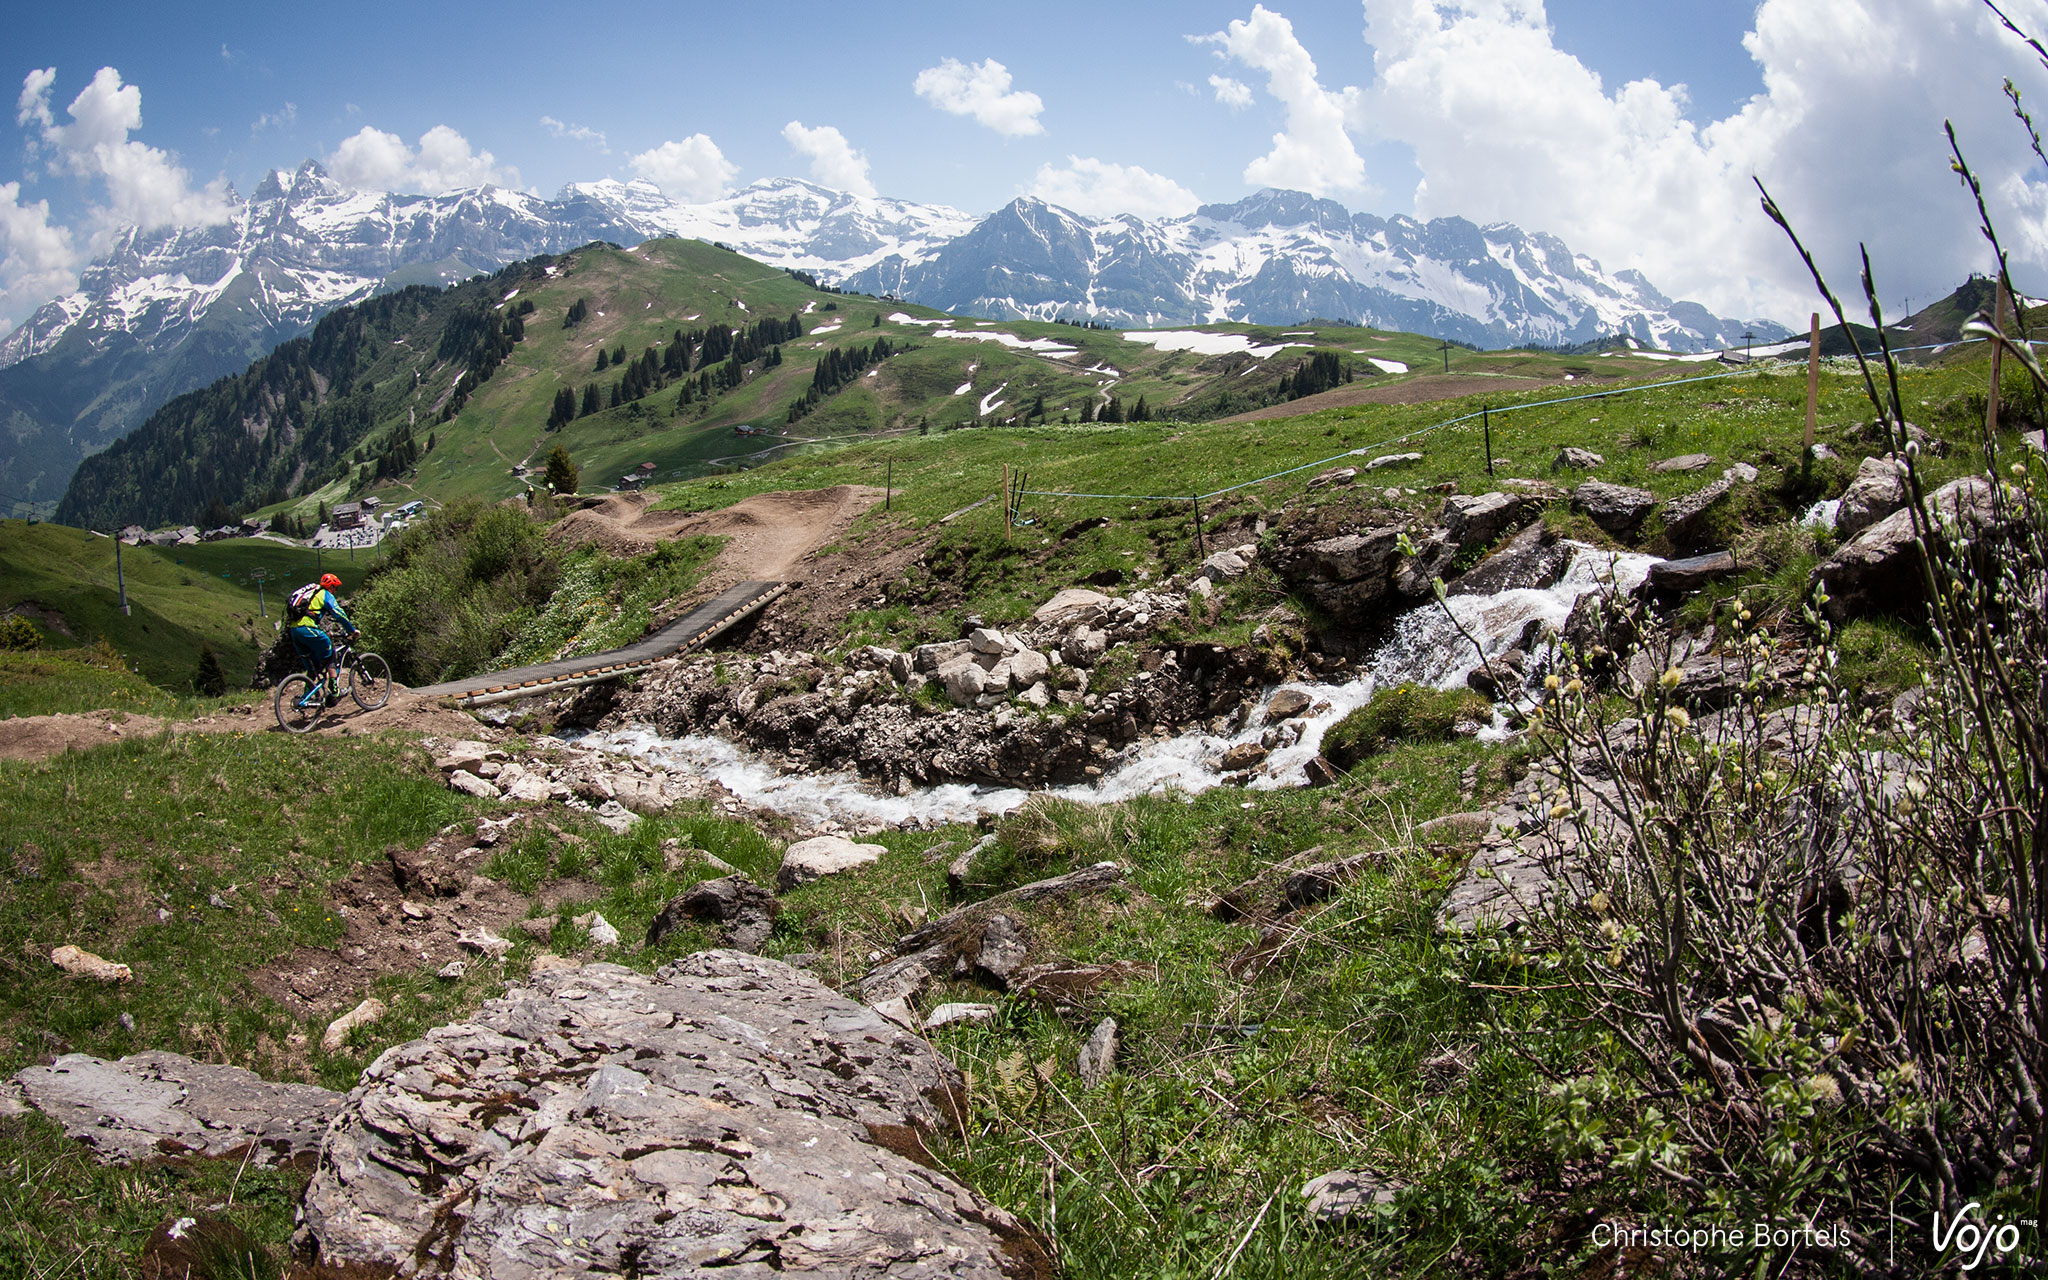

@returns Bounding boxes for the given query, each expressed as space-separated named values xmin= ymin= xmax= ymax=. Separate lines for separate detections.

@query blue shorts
xmin=289 ymin=625 xmax=332 ymax=675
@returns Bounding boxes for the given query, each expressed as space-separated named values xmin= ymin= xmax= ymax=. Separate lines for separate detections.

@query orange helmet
xmin=319 ymin=573 xmax=342 ymax=589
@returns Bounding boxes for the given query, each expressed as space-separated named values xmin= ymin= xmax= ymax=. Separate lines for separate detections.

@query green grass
xmin=0 ymin=647 xmax=176 ymax=719
xmin=0 ymin=522 xmax=387 ymax=692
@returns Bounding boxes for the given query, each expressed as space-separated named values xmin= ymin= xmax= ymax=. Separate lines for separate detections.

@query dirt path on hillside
xmin=1215 ymin=372 xmax=1602 ymax=424
xmin=550 ymin=485 xmax=885 ymax=586
xmin=0 ymin=690 xmax=485 ymax=763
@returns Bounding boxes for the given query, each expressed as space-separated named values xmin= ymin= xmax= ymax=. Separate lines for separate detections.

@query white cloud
xmin=540 ymin=115 xmax=610 ymax=154
xmin=15 ymin=67 xmax=231 ymax=235
xmin=913 ymin=57 xmax=1046 ymax=136
xmin=252 ymin=102 xmax=296 ymax=133
xmin=1200 ymin=7 xmax=1367 ymax=197
xmin=1209 ymin=75 xmax=1255 ymax=109
xmin=628 ymin=135 xmax=737 ymax=202
xmin=0 ymin=181 xmax=79 ymax=328
xmin=782 ymin=121 xmax=876 ymax=197
xmin=326 ymin=124 xmax=517 ymax=193
xmin=1352 ymin=0 xmax=2048 ymax=321
xmin=16 ymin=67 xmax=55 ymax=129
xmin=1030 ymin=156 xmax=1202 ymax=219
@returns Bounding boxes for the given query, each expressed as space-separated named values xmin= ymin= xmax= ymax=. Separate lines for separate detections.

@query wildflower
xmin=1660 ymin=667 xmax=1682 ymax=689
xmin=1564 ymin=679 xmax=1583 ymax=695
xmin=1550 ymin=802 xmax=1572 ymax=820
xmin=1665 ymin=706 xmax=1691 ymax=729
xmin=1544 ymin=674 xmax=1561 ymax=691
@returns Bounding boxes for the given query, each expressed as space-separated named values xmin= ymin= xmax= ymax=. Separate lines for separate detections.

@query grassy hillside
xmin=0 ymin=522 xmax=385 ymax=693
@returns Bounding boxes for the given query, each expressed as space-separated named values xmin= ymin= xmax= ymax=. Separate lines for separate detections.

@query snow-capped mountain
xmin=1 ymin=170 xmax=1778 ymax=508
xmin=848 ymin=190 xmax=1785 ymax=353
xmin=0 ymin=167 xmax=970 ymax=505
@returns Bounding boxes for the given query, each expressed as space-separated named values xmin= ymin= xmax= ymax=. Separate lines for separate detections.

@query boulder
xmin=938 ymin=659 xmax=989 ymax=705
xmin=1646 ymin=550 xmax=1738 ymax=594
xmin=1199 ymin=548 xmax=1250 ymax=580
xmin=1077 ymin=1017 xmax=1119 ymax=1086
xmin=592 ymin=799 xmax=642 ymax=834
xmin=1552 ymin=446 xmax=1604 ymax=471
xmin=1301 ymin=1170 xmax=1405 ymax=1224
xmin=779 ymin=835 xmax=888 ymax=891
xmin=968 ymin=627 xmax=1011 ymax=655
xmin=50 ymin=944 xmax=131 ymax=983
xmin=296 ymin=954 xmax=1047 ymax=1277
xmin=446 ymin=771 xmax=501 ymax=800
xmin=924 ymin=1002 xmax=997 ymax=1030
xmin=647 ymin=873 xmax=778 ymax=953
xmin=1267 ymin=525 xmax=1407 ymax=624
xmin=1572 ymin=480 xmax=1657 ymax=535
xmin=912 ymin=639 xmax=975 ymax=673
xmin=1450 ymin=523 xmax=1573 ymax=597
xmin=1365 ymin=452 xmax=1423 ymax=470
xmin=1650 ymin=453 xmax=1715 ymax=473
xmin=1660 ymin=474 xmax=1744 ymax=553
xmin=11 ymin=1051 xmax=342 ymax=1166
xmin=1440 ymin=492 xmax=1524 ymax=552
xmin=1306 ymin=466 xmax=1357 ymax=490
xmin=320 ymin=998 xmax=387 ymax=1053
xmin=1836 ymin=454 xmax=1908 ymax=538
xmin=1004 ymin=649 xmax=1051 ymax=689
xmin=1265 ymin=689 xmax=1314 ymax=721
xmin=975 ymin=913 xmax=1031 ymax=982
xmin=1032 ymin=588 xmax=1112 ymax=627
xmin=1813 ymin=476 xmax=1998 ymax=622
xmin=1219 ymin=742 xmax=1270 ymax=771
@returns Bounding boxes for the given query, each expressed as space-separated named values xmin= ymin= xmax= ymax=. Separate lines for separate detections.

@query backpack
xmin=287 ymin=583 xmax=323 ymax=616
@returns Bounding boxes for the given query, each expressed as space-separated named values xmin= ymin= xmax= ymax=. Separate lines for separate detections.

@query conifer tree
xmin=580 ymin=383 xmax=600 ymax=417
xmin=595 ymin=349 xmax=609 ymax=372
xmin=193 ymin=644 xmax=226 ymax=697
xmin=544 ymin=444 xmax=580 ymax=495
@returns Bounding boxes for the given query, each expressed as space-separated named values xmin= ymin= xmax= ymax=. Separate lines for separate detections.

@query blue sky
xmin=5 ymin=0 xmax=2046 ymax=327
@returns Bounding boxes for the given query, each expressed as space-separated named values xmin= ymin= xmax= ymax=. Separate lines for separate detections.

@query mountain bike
xmin=274 ymin=633 xmax=392 ymax=733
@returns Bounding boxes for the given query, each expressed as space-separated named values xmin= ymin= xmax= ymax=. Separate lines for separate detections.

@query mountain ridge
xmin=4 ymin=169 xmax=1780 ymax=509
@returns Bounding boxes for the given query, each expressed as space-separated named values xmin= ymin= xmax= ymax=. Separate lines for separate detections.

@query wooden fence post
xmin=1987 ymin=282 xmax=2008 ymax=440
xmin=1805 ymin=311 xmax=1820 ymax=455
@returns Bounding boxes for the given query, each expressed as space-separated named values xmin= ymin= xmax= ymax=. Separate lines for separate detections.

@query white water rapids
xmin=574 ymin=546 xmax=1659 ymax=828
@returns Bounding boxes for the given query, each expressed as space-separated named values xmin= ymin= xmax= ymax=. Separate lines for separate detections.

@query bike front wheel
xmin=275 ymin=673 xmax=324 ymax=734
xmin=351 ymin=652 xmax=392 ymax=710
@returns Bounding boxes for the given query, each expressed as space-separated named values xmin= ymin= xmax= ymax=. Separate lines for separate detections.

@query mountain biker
xmin=287 ymin=573 xmax=358 ymax=704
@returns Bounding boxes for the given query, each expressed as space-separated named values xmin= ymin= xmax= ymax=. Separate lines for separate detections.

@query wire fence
xmin=1013 ymin=332 xmax=2033 ymax=507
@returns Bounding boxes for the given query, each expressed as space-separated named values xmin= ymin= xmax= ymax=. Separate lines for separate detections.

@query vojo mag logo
xmin=1931 ymin=1203 xmax=2034 ymax=1271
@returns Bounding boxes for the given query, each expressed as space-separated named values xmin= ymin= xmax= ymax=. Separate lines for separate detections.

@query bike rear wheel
xmin=351 ymin=652 xmax=392 ymax=710
xmin=275 ymin=673 xmax=323 ymax=733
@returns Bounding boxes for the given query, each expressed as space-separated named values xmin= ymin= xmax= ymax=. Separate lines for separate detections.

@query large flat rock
xmin=12 ymin=1050 xmax=342 ymax=1166
xmin=299 ymin=951 xmax=1047 ymax=1278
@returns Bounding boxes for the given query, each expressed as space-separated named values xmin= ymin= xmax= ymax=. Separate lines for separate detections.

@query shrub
xmin=192 ymin=643 xmax=226 ymax=697
xmin=1323 ymin=684 xmax=1490 ymax=770
xmin=352 ymin=500 xmax=560 ymax=684
xmin=0 ymin=614 xmax=41 ymax=650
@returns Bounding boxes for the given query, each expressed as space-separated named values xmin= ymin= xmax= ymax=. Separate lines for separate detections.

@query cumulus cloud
xmin=1209 ymin=75 xmax=1255 ymax=109
xmin=1353 ymin=0 xmax=2048 ymax=321
xmin=19 ymin=66 xmax=234 ymax=230
xmin=913 ymin=57 xmax=1046 ymax=136
xmin=0 ymin=181 xmax=79 ymax=326
xmin=326 ymin=124 xmax=517 ymax=193
xmin=1 ymin=66 xmax=236 ymax=325
xmin=1199 ymin=6 xmax=1366 ymax=196
xmin=628 ymin=135 xmax=737 ymax=202
xmin=540 ymin=115 xmax=609 ymax=154
xmin=781 ymin=121 xmax=876 ymax=197
xmin=1030 ymin=156 xmax=1202 ymax=220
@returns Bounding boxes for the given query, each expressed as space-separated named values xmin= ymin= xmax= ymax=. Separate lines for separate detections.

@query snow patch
xmin=809 ymin=321 xmax=844 ymax=335
xmin=889 ymin=312 xmax=945 ymax=326
xmin=929 ymin=328 xmax=1076 ymax=356
xmin=980 ymin=382 xmax=1009 ymax=415
xmin=1122 ymin=330 xmax=1300 ymax=358
xmin=1368 ymin=357 xmax=1408 ymax=374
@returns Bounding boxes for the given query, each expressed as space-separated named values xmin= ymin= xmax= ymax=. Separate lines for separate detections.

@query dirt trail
xmin=0 ymin=691 xmax=481 ymax=763
xmin=550 ymin=484 xmax=885 ymax=590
